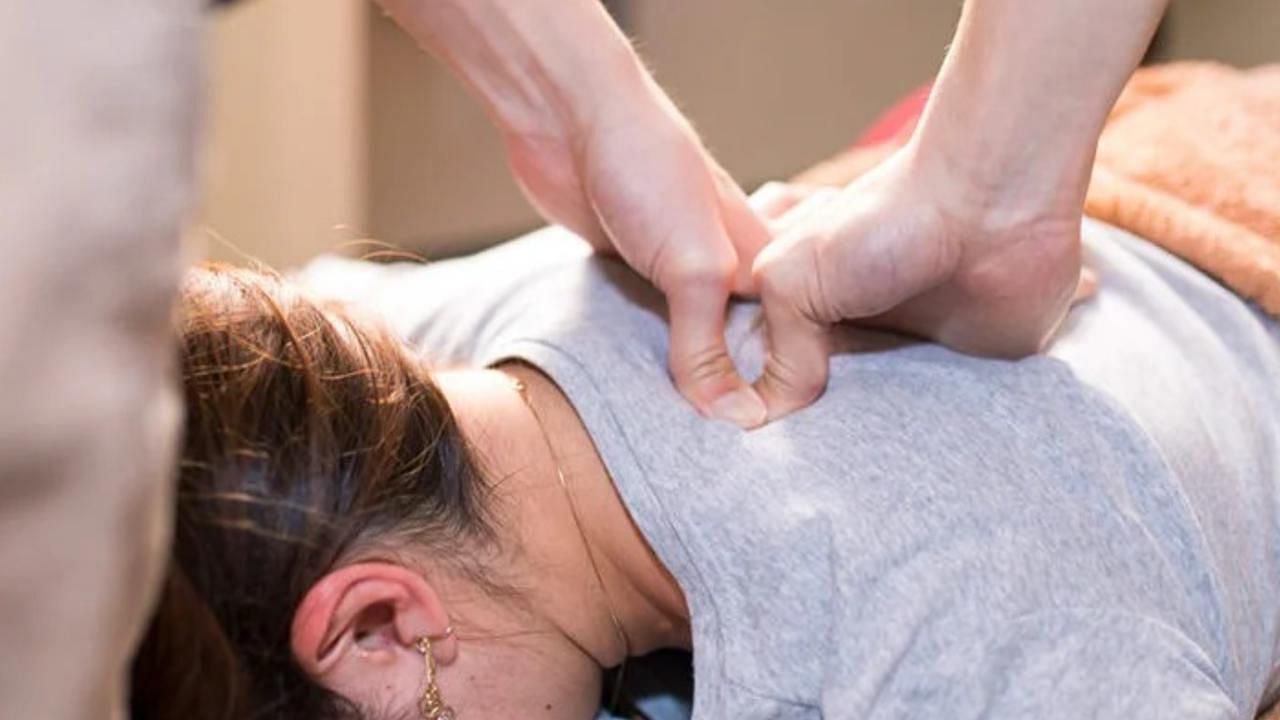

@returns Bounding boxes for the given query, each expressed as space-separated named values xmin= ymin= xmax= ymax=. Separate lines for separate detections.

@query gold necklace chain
xmin=509 ymin=374 xmax=630 ymax=712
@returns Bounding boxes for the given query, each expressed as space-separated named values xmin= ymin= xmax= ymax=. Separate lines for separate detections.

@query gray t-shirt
xmin=299 ymin=219 xmax=1280 ymax=719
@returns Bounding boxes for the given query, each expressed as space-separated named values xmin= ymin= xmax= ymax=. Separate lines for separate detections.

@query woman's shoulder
xmin=293 ymin=227 xmax=605 ymax=365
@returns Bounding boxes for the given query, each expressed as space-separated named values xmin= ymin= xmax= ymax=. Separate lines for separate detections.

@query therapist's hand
xmin=376 ymin=0 xmax=770 ymax=427
xmin=503 ymin=85 xmax=771 ymax=426
xmin=750 ymin=149 xmax=1084 ymax=420
xmin=744 ymin=0 xmax=1164 ymax=421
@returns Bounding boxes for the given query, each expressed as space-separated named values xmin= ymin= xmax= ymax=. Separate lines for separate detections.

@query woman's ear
xmin=290 ymin=562 xmax=458 ymax=683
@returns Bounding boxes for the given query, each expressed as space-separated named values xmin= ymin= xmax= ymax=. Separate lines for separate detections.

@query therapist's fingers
xmin=663 ymin=261 xmax=767 ymax=429
xmin=748 ymin=181 xmax=823 ymax=222
xmin=767 ymin=187 xmax=842 ymax=237
xmin=750 ymin=235 xmax=834 ymax=421
xmin=748 ymin=181 xmax=803 ymax=219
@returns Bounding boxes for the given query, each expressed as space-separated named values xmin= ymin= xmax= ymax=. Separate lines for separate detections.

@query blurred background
xmin=199 ymin=0 xmax=1280 ymax=269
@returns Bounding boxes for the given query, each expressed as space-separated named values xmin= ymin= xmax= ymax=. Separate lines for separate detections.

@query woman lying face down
xmin=132 ymin=265 xmax=688 ymax=719
xmin=134 ymin=215 xmax=1280 ymax=719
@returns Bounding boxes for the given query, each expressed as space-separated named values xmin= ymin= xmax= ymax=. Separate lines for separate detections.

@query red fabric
xmin=853 ymin=84 xmax=932 ymax=148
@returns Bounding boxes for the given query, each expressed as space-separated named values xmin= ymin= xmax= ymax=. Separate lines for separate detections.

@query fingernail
xmin=709 ymin=387 xmax=767 ymax=429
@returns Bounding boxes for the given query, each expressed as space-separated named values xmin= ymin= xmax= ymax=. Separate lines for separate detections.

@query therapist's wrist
xmin=909 ymin=70 xmax=1098 ymax=230
xmin=909 ymin=120 xmax=1093 ymax=238
xmin=907 ymin=0 xmax=1165 ymax=229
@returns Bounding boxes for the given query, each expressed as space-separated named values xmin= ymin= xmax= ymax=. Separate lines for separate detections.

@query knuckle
xmin=754 ymin=246 xmax=802 ymax=299
xmin=757 ymin=235 xmax=836 ymax=324
xmin=754 ymin=263 xmax=787 ymax=301
xmin=665 ymin=247 xmax=737 ymax=292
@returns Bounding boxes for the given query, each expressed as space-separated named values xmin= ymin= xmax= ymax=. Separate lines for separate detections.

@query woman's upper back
xmin=299 ymin=219 xmax=1280 ymax=718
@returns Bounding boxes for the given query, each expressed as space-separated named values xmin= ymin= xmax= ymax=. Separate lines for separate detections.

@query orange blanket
xmin=795 ymin=62 xmax=1280 ymax=317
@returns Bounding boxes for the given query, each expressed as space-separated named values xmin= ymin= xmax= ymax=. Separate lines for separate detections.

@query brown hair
xmin=130 ymin=263 xmax=491 ymax=719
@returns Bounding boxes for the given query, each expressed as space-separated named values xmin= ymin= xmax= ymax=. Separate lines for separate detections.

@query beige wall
xmin=200 ymin=0 xmax=367 ymax=268
xmin=201 ymin=1 xmax=1280 ymax=268
xmin=365 ymin=11 xmax=528 ymax=258
xmin=1165 ymin=0 xmax=1280 ymax=67
xmin=632 ymin=3 xmax=958 ymax=183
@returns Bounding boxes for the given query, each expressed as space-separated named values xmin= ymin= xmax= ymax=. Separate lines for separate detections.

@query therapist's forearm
xmin=374 ymin=0 xmax=653 ymax=141
xmin=913 ymin=0 xmax=1170 ymax=217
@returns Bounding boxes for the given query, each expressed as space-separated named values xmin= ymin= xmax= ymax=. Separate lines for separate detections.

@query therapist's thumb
xmin=663 ymin=258 xmax=767 ymax=429
xmin=750 ymin=236 xmax=833 ymax=422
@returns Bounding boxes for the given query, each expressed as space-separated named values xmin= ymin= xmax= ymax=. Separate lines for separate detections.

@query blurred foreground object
xmin=0 ymin=0 xmax=202 ymax=718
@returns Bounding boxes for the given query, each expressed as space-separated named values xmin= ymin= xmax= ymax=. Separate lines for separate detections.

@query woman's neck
xmin=433 ymin=364 xmax=691 ymax=669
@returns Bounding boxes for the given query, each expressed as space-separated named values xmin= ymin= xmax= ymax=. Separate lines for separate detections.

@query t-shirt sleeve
xmin=849 ymin=610 xmax=1244 ymax=720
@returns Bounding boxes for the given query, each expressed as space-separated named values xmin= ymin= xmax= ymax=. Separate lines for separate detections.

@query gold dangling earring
xmin=415 ymin=634 xmax=457 ymax=720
